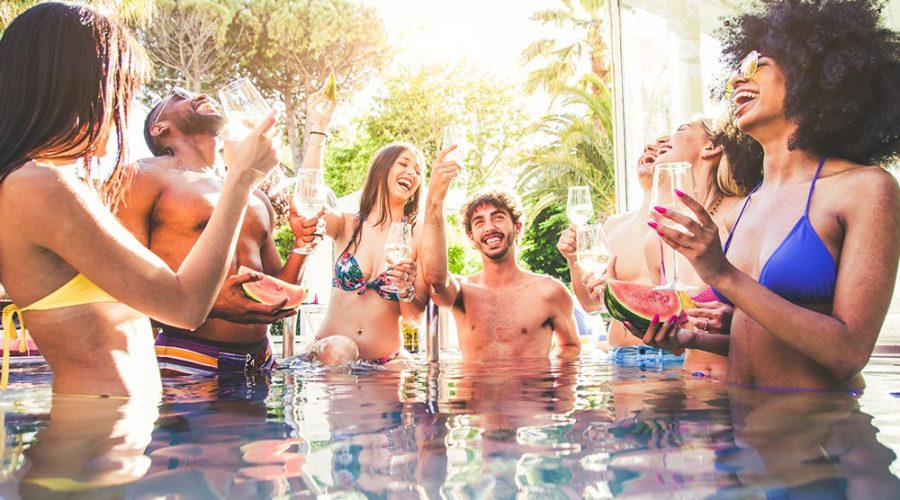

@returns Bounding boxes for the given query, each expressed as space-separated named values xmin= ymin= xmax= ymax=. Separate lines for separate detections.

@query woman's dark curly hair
xmin=717 ymin=0 xmax=900 ymax=165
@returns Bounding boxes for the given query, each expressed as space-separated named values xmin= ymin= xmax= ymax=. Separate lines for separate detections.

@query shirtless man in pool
xmin=421 ymin=149 xmax=581 ymax=362
xmin=116 ymin=87 xmax=324 ymax=375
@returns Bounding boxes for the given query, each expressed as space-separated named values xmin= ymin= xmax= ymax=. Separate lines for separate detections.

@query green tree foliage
xmin=518 ymin=74 xmax=614 ymax=224
xmin=138 ymin=0 xmax=237 ymax=96
xmin=517 ymin=76 xmax=614 ymax=281
xmin=519 ymin=0 xmax=610 ymax=104
xmin=520 ymin=205 xmax=571 ymax=285
xmin=229 ymin=0 xmax=390 ymax=170
xmin=517 ymin=0 xmax=615 ymax=282
xmin=322 ymin=63 xmax=532 ymax=276
xmin=324 ymin=63 xmax=533 ymax=199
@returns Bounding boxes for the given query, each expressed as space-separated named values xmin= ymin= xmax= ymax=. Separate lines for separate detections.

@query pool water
xmin=1 ymin=353 xmax=899 ymax=498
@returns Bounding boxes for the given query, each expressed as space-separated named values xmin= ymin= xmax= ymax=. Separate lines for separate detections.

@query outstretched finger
xmin=674 ymin=189 xmax=717 ymax=229
xmin=653 ymin=206 xmax=702 ymax=236
xmin=253 ymin=110 xmax=277 ymax=136
xmin=654 ymin=223 xmax=695 ymax=251
xmin=435 ymin=144 xmax=458 ymax=163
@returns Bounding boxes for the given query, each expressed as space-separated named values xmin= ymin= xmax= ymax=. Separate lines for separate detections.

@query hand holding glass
xmin=218 ymin=78 xmax=272 ymax=141
xmin=650 ymin=162 xmax=696 ymax=290
xmin=567 ymin=186 xmax=594 ymax=226
xmin=576 ymin=224 xmax=611 ymax=314
xmin=292 ymin=168 xmax=328 ymax=255
xmin=442 ymin=124 xmax=470 ymax=214
xmin=381 ymin=222 xmax=412 ymax=293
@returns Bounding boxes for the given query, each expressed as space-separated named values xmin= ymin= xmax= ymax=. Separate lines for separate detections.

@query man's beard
xmin=478 ymin=230 xmax=515 ymax=261
xmin=174 ymin=112 xmax=226 ymax=137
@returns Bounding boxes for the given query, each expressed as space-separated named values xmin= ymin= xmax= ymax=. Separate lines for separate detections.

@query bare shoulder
xmin=603 ymin=212 xmax=629 ymax=232
xmin=2 ymin=161 xmax=78 ymax=204
xmin=528 ymin=272 xmax=571 ymax=302
xmin=829 ymin=163 xmax=899 ymax=212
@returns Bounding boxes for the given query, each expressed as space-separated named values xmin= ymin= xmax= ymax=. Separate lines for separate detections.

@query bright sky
xmin=362 ymin=0 xmax=563 ymax=78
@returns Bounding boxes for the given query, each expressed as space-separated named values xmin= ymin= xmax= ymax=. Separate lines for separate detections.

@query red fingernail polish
xmin=654 ymin=206 xmax=667 ymax=214
xmin=647 ymin=221 xmax=658 ymax=229
xmin=623 ymin=321 xmax=632 ymax=328
xmin=657 ymin=231 xmax=664 ymax=237
xmin=667 ymin=315 xmax=677 ymax=324
xmin=674 ymin=189 xmax=685 ymax=198
xmin=652 ymin=314 xmax=659 ymax=324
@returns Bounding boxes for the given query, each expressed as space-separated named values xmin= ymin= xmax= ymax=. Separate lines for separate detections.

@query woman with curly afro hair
xmin=629 ymin=0 xmax=900 ymax=390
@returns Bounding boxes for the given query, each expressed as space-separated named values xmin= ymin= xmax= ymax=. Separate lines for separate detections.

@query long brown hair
xmin=0 ymin=2 xmax=148 ymax=209
xmin=345 ymin=143 xmax=424 ymax=252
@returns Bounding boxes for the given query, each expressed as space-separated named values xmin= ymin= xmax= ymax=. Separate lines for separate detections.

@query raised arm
xmin=421 ymin=146 xmax=463 ymax=308
xmin=300 ymin=84 xmax=344 ymax=240
xmin=21 ymin=115 xmax=280 ymax=329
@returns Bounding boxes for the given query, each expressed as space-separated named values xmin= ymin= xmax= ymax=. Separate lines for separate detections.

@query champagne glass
xmin=650 ymin=162 xmax=696 ymax=290
xmin=566 ymin=186 xmax=594 ymax=226
xmin=380 ymin=221 xmax=412 ymax=293
xmin=218 ymin=78 xmax=272 ymax=140
xmin=442 ymin=124 xmax=470 ymax=215
xmin=576 ymin=224 xmax=611 ymax=315
xmin=292 ymin=168 xmax=328 ymax=255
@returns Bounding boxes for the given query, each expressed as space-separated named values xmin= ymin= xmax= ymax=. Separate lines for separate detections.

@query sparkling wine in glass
xmin=381 ymin=221 xmax=412 ymax=293
xmin=292 ymin=168 xmax=328 ymax=255
xmin=218 ymin=78 xmax=272 ymax=140
xmin=567 ymin=186 xmax=594 ymax=226
xmin=576 ymin=224 xmax=611 ymax=315
xmin=442 ymin=124 xmax=470 ymax=215
xmin=650 ymin=162 xmax=697 ymax=290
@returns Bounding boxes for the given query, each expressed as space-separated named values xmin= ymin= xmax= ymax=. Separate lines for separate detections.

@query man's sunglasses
xmin=150 ymin=86 xmax=195 ymax=129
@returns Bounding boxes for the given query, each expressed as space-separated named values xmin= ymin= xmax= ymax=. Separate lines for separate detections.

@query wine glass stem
xmin=670 ymin=245 xmax=679 ymax=286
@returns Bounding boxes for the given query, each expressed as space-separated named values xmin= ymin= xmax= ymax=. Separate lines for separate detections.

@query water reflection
xmin=12 ymin=395 xmax=158 ymax=499
xmin=0 ymin=358 xmax=897 ymax=498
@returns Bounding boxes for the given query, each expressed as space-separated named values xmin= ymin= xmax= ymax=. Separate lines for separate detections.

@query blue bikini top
xmin=713 ymin=156 xmax=836 ymax=305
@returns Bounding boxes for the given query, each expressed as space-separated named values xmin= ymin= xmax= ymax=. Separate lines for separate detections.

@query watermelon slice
xmin=604 ymin=279 xmax=683 ymax=331
xmin=239 ymin=265 xmax=307 ymax=310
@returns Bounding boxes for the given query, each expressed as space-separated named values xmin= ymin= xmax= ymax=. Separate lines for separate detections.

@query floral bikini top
xmin=332 ymin=251 xmax=399 ymax=301
xmin=332 ymin=217 xmax=402 ymax=301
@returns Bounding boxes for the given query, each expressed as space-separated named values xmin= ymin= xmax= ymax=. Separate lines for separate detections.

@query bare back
xmin=0 ymin=163 xmax=159 ymax=396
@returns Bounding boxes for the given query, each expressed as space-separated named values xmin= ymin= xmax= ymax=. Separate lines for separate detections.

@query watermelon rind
xmin=604 ymin=280 xmax=682 ymax=331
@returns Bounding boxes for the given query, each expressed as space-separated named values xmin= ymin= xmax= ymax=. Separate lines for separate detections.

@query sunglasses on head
xmin=725 ymin=50 xmax=761 ymax=98
xmin=150 ymin=86 xmax=195 ymax=129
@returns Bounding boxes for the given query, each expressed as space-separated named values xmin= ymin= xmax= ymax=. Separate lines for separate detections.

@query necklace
xmin=708 ymin=193 xmax=724 ymax=217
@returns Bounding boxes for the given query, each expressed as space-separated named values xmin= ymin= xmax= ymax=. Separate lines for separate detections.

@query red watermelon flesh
xmin=604 ymin=279 xmax=682 ymax=331
xmin=239 ymin=266 xmax=307 ymax=310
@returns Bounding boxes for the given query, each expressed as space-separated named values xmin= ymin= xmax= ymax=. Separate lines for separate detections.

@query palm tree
xmin=519 ymin=0 xmax=610 ymax=102
xmin=517 ymin=74 xmax=615 ymax=226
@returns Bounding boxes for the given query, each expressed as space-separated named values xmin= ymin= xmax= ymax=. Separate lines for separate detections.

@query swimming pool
xmin=1 ymin=352 xmax=898 ymax=498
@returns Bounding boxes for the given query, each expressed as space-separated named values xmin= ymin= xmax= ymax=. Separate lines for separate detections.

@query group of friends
xmin=0 ymin=0 xmax=898 ymax=401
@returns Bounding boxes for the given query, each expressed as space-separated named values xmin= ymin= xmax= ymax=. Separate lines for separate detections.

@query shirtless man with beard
xmin=420 ymin=149 xmax=580 ymax=362
xmin=116 ymin=87 xmax=326 ymax=374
